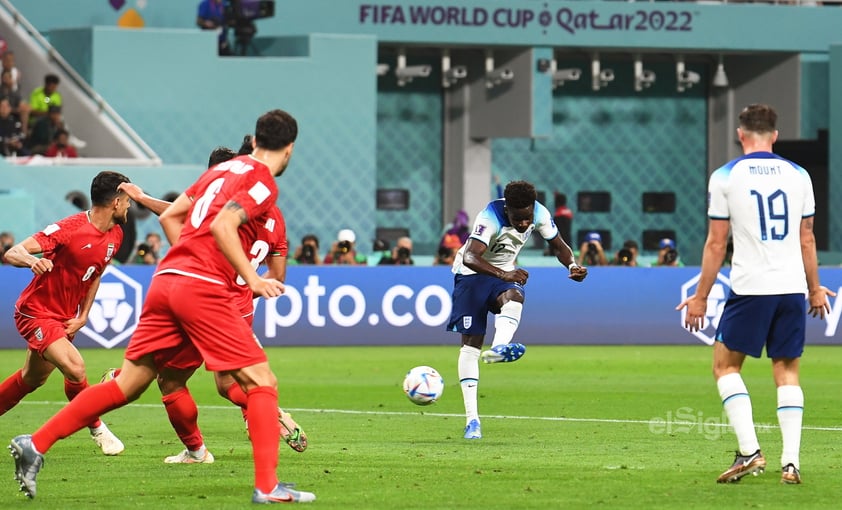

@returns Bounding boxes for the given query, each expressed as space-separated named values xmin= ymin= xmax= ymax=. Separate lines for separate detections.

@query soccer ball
xmin=402 ymin=366 xmax=444 ymax=406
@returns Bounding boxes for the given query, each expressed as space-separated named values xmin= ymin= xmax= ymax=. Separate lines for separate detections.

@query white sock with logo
xmin=491 ymin=301 xmax=522 ymax=348
xmin=777 ymin=385 xmax=803 ymax=469
xmin=458 ymin=345 xmax=480 ymax=424
xmin=717 ymin=372 xmax=760 ymax=455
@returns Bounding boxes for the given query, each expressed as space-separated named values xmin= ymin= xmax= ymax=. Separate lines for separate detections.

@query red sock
xmin=226 ymin=383 xmax=249 ymax=422
xmin=0 ymin=370 xmax=36 ymax=416
xmin=64 ymin=379 xmax=102 ymax=428
xmin=246 ymin=386 xmax=280 ymax=493
xmin=162 ymin=388 xmax=204 ymax=451
xmin=32 ymin=379 xmax=127 ymax=454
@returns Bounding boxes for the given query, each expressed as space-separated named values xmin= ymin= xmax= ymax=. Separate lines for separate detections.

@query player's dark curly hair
xmin=91 ymin=170 xmax=130 ymax=206
xmin=254 ymin=109 xmax=298 ymax=151
xmin=238 ymin=134 xmax=254 ymax=155
xmin=503 ymin=180 xmax=537 ymax=209
xmin=739 ymin=104 xmax=777 ymax=134
xmin=207 ymin=146 xmax=237 ymax=168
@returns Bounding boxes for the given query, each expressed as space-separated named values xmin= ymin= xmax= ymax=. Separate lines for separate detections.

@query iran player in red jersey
xmin=10 ymin=110 xmax=316 ymax=504
xmin=0 ymin=171 xmax=131 ymax=457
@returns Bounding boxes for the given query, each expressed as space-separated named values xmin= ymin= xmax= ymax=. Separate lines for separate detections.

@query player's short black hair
xmin=503 ymin=180 xmax=537 ymax=209
xmin=238 ymin=134 xmax=253 ymax=155
xmin=91 ymin=170 xmax=130 ymax=206
xmin=208 ymin=146 xmax=237 ymax=167
xmin=254 ymin=109 xmax=298 ymax=151
xmin=739 ymin=104 xmax=777 ymax=134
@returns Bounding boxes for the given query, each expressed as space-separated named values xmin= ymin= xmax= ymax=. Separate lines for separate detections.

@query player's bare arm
xmin=547 ymin=235 xmax=588 ymax=282
xmin=117 ymin=182 xmax=171 ymax=216
xmin=65 ymin=274 xmax=102 ymax=336
xmin=677 ymin=218 xmax=730 ymax=331
xmin=462 ymin=238 xmax=529 ymax=284
xmin=210 ymin=201 xmax=283 ymax=299
xmin=799 ymin=216 xmax=836 ymax=319
xmin=159 ymin=192 xmax=192 ymax=245
xmin=3 ymin=237 xmax=52 ymax=274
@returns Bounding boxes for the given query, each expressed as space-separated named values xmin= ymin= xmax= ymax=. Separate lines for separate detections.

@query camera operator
xmin=577 ymin=231 xmax=608 ymax=266
xmin=0 ymin=231 xmax=14 ymax=264
xmin=612 ymin=239 xmax=639 ymax=267
xmin=652 ymin=238 xmax=683 ymax=267
xmin=378 ymin=236 xmax=415 ymax=266
xmin=133 ymin=243 xmax=158 ymax=265
xmin=324 ymin=229 xmax=367 ymax=265
xmin=196 ymin=0 xmax=231 ymax=55
xmin=291 ymin=234 xmax=321 ymax=265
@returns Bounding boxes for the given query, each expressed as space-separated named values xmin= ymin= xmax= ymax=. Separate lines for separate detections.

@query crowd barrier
xmin=0 ymin=266 xmax=839 ymax=349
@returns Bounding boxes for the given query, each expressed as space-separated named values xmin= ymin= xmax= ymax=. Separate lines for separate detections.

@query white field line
xmin=18 ymin=401 xmax=842 ymax=432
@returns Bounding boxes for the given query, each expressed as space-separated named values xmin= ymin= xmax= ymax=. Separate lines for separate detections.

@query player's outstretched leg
xmin=716 ymin=449 xmax=766 ymax=483
xmin=9 ymin=434 xmax=44 ymax=499
xmin=481 ymin=342 xmax=526 ymax=364
xmin=252 ymin=482 xmax=316 ymax=503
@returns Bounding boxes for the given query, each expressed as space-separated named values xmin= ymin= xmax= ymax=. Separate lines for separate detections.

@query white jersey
xmin=708 ymin=151 xmax=815 ymax=295
xmin=452 ymin=199 xmax=557 ymax=275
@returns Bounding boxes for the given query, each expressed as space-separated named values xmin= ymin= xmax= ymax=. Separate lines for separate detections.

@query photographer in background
xmin=291 ymin=234 xmax=321 ymax=265
xmin=652 ymin=237 xmax=683 ymax=267
xmin=133 ymin=243 xmax=158 ymax=265
xmin=577 ymin=231 xmax=608 ymax=266
xmin=378 ymin=236 xmax=415 ymax=266
xmin=196 ymin=0 xmax=231 ymax=55
xmin=612 ymin=239 xmax=639 ymax=267
xmin=0 ymin=231 xmax=14 ymax=264
xmin=324 ymin=229 xmax=367 ymax=265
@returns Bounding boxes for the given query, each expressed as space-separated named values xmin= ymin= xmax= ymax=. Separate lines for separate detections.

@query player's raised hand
xmin=250 ymin=277 xmax=285 ymax=299
xmin=568 ymin=265 xmax=588 ymax=282
xmin=117 ymin=182 xmax=146 ymax=201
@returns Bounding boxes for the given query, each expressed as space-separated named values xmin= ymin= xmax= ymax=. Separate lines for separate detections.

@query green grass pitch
xmin=0 ymin=345 xmax=840 ymax=509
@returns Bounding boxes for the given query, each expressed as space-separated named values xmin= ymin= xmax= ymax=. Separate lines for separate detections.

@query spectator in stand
xmin=577 ymin=231 xmax=608 ymax=266
xmin=1 ymin=50 xmax=20 ymax=92
xmin=0 ymin=69 xmax=30 ymax=133
xmin=197 ymin=0 xmax=231 ymax=56
xmin=440 ymin=209 xmax=470 ymax=251
xmin=324 ymin=229 xmax=367 ymax=265
xmin=0 ymin=231 xmax=14 ymax=263
xmin=28 ymin=74 xmax=62 ymax=120
xmin=45 ymin=128 xmax=78 ymax=158
xmin=0 ymin=97 xmax=27 ymax=157
xmin=27 ymin=105 xmax=64 ymax=155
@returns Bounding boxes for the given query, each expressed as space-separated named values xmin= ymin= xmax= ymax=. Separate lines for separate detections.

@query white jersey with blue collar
xmin=452 ymin=199 xmax=557 ymax=275
xmin=708 ymin=150 xmax=815 ymax=295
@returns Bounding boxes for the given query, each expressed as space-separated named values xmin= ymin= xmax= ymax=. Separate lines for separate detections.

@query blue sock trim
xmin=460 ymin=378 xmax=478 ymax=384
xmin=722 ymin=392 xmax=749 ymax=405
xmin=777 ymin=406 xmax=803 ymax=412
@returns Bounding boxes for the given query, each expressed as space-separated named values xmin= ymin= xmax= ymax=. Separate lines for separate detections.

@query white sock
xmin=717 ymin=373 xmax=760 ymax=455
xmin=491 ymin=301 xmax=522 ymax=348
xmin=777 ymin=385 xmax=803 ymax=469
xmin=191 ymin=445 xmax=207 ymax=457
xmin=458 ymin=345 xmax=480 ymax=424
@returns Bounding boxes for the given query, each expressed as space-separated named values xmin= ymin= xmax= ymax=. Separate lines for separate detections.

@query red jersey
xmin=156 ymin=155 xmax=279 ymax=288
xmin=234 ymin=206 xmax=287 ymax=315
xmin=16 ymin=212 xmax=122 ymax=320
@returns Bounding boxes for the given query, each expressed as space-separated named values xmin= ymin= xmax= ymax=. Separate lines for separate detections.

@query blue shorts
xmin=715 ymin=292 xmax=806 ymax=359
xmin=446 ymin=273 xmax=524 ymax=336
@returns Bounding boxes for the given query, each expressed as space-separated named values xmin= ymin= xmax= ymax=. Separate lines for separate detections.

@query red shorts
xmin=125 ymin=273 xmax=267 ymax=372
xmin=14 ymin=310 xmax=74 ymax=356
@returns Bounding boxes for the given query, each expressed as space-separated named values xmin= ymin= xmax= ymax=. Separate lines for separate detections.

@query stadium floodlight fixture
xmin=395 ymin=47 xmax=431 ymax=87
xmin=441 ymin=49 xmax=467 ymax=88
xmin=712 ymin=55 xmax=729 ymax=88
xmin=633 ymin=54 xmax=656 ymax=92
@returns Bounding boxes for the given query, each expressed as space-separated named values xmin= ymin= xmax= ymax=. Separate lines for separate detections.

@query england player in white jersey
xmin=447 ymin=180 xmax=588 ymax=439
xmin=677 ymin=104 xmax=835 ymax=485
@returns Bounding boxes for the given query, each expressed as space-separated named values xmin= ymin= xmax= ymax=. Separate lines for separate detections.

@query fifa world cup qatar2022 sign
xmin=358 ymin=4 xmax=697 ymax=35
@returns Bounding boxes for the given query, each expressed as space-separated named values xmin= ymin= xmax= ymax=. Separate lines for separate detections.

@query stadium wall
xmin=1 ymin=265 xmax=840 ymax=348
